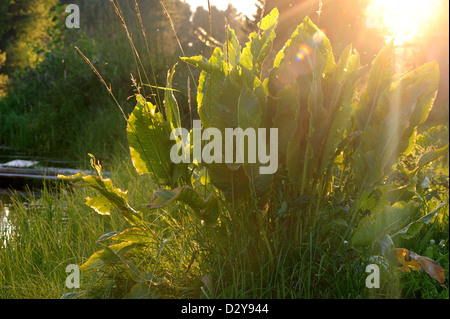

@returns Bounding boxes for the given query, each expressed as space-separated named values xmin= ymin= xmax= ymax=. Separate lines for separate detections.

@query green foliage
xmin=240 ymin=8 xmax=278 ymax=77
xmin=148 ymin=186 xmax=220 ymax=226
xmin=351 ymin=202 xmax=413 ymax=251
xmin=352 ymin=49 xmax=440 ymax=190
xmin=61 ymin=9 xmax=446 ymax=298
xmin=0 ymin=0 xmax=60 ymax=73
xmin=127 ymin=95 xmax=177 ymax=187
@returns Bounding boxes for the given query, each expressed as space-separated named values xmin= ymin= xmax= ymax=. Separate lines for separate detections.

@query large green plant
xmin=61 ymin=9 xmax=446 ymax=297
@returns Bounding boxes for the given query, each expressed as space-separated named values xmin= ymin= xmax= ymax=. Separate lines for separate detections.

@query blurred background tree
xmin=0 ymin=0 xmax=59 ymax=73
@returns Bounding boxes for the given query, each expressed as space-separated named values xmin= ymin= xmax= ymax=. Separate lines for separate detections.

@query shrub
xmin=61 ymin=9 xmax=448 ymax=298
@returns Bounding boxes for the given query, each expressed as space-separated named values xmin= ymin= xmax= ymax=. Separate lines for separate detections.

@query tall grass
xmin=0 ymin=155 xmax=447 ymax=298
xmin=0 ymin=156 xmax=139 ymax=298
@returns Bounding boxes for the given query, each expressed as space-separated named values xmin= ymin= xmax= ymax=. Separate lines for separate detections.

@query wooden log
xmin=0 ymin=167 xmax=96 ymax=180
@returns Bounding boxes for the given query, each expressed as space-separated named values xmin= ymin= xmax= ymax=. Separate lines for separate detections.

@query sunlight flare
xmin=366 ymin=0 xmax=442 ymax=45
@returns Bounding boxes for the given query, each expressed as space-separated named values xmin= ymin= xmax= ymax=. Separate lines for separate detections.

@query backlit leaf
xmin=79 ymin=242 xmax=131 ymax=271
xmin=164 ymin=63 xmax=181 ymax=129
xmin=124 ymin=282 xmax=157 ymax=299
xmin=59 ymin=172 xmax=144 ymax=227
xmin=351 ymin=202 xmax=413 ymax=248
xmin=98 ymin=227 xmax=153 ymax=244
xmin=417 ymin=143 xmax=449 ymax=168
xmin=354 ymin=40 xmax=394 ymax=132
xmin=238 ymin=84 xmax=262 ymax=130
xmin=85 ymin=195 xmax=113 ymax=216
xmin=393 ymin=202 xmax=447 ymax=239
xmin=148 ymin=186 xmax=221 ymax=226
xmin=127 ymin=95 xmax=175 ymax=186
xmin=224 ymin=25 xmax=240 ymax=69
xmin=272 ymin=85 xmax=300 ymax=166
xmin=240 ymin=8 xmax=278 ymax=76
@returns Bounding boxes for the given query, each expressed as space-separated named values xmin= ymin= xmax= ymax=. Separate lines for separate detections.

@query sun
xmin=365 ymin=0 xmax=442 ymax=45
xmin=185 ymin=0 xmax=258 ymax=18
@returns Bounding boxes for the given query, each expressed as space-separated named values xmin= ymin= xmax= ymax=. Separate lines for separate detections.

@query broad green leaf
xmin=300 ymin=16 xmax=335 ymax=74
xmin=79 ymin=250 xmax=104 ymax=271
xmin=322 ymin=218 xmax=348 ymax=232
xmin=207 ymin=162 xmax=250 ymax=199
xmin=97 ymin=231 xmax=120 ymax=243
xmin=417 ymin=143 xmax=449 ymax=168
xmin=286 ymin=82 xmax=310 ymax=184
xmin=396 ymin=62 xmax=440 ymax=157
xmin=195 ymin=48 xmax=226 ymax=129
xmin=181 ymin=56 xmax=215 ymax=73
xmin=258 ymin=7 xmax=279 ymax=31
xmin=98 ymin=227 xmax=153 ymax=244
xmin=59 ymin=172 xmax=144 ymax=227
xmin=333 ymin=44 xmax=353 ymax=84
xmin=164 ymin=63 xmax=181 ymax=129
xmin=101 ymin=245 xmax=122 ymax=264
xmin=127 ymin=95 xmax=174 ymax=186
xmin=85 ymin=195 xmax=114 ymax=216
xmin=354 ymin=40 xmax=394 ymax=131
xmin=271 ymin=18 xmax=338 ymax=182
xmin=375 ymin=63 xmax=439 ymax=155
xmin=357 ymin=186 xmax=391 ymax=214
xmin=240 ymin=8 xmax=278 ymax=76
xmin=238 ymin=84 xmax=262 ymax=130
xmin=401 ymin=61 xmax=440 ymax=127
xmin=305 ymin=50 xmax=326 ymax=175
xmin=385 ymin=183 xmax=416 ymax=203
xmin=351 ymin=202 xmax=413 ymax=248
xmin=319 ymin=81 xmax=353 ymax=173
xmin=272 ymin=85 xmax=300 ymax=166
xmin=374 ymin=234 xmax=394 ymax=256
xmin=199 ymin=66 xmax=265 ymax=133
xmin=123 ymin=260 xmax=154 ymax=284
xmin=365 ymin=39 xmax=394 ymax=102
xmin=273 ymin=16 xmax=335 ymax=74
xmin=224 ymin=25 xmax=240 ymax=70
xmin=374 ymin=74 xmax=429 ymax=156
xmin=124 ymin=282 xmax=157 ymax=299
xmin=79 ymin=242 xmax=131 ymax=271
xmin=393 ymin=202 xmax=447 ymax=239
xmin=316 ymin=46 xmax=361 ymax=174
xmin=148 ymin=186 xmax=221 ymax=226
xmin=354 ymin=61 xmax=439 ymax=173
xmin=237 ymin=84 xmax=274 ymax=201
xmin=213 ymin=69 xmax=242 ymax=130
xmin=352 ymin=128 xmax=386 ymax=189
xmin=352 ymin=63 xmax=437 ymax=189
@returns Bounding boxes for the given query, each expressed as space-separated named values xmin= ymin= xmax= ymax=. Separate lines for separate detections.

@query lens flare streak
xmin=295 ymin=30 xmax=326 ymax=62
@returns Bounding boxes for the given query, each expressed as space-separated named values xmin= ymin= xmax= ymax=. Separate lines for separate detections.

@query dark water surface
xmin=0 ymin=146 xmax=79 ymax=243
xmin=0 ymin=145 xmax=87 ymax=207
